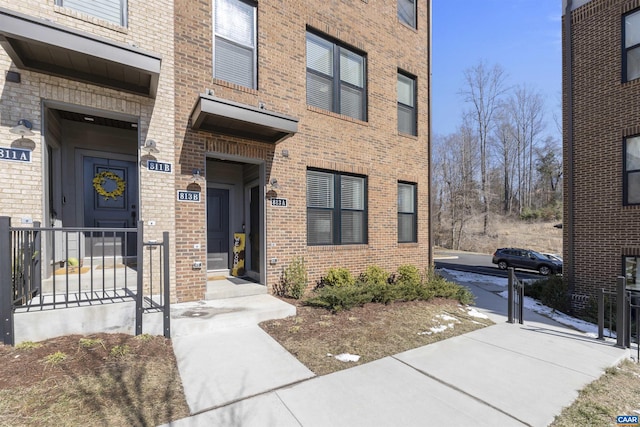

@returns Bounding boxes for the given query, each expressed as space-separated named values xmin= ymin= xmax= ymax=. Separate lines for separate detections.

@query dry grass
xmin=0 ymin=334 xmax=189 ymax=427
xmin=439 ymin=217 xmax=563 ymax=254
xmin=260 ymin=299 xmax=493 ymax=376
xmin=551 ymin=360 xmax=640 ymax=426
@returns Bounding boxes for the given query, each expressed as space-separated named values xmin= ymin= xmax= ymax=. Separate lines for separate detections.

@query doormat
xmin=208 ymin=275 xmax=228 ymax=281
xmin=54 ymin=266 xmax=91 ymax=275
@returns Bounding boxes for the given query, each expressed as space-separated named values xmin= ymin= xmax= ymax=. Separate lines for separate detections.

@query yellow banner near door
xmin=231 ymin=233 xmax=246 ymax=276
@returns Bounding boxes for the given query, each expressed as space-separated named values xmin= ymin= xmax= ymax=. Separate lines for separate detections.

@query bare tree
xmin=504 ymin=85 xmax=545 ymax=213
xmin=493 ymin=108 xmax=518 ymax=214
xmin=535 ymin=136 xmax=563 ymax=207
xmin=460 ymin=61 xmax=508 ymax=234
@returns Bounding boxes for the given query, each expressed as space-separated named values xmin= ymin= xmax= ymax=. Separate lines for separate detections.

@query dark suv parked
xmin=492 ymin=248 xmax=562 ymax=276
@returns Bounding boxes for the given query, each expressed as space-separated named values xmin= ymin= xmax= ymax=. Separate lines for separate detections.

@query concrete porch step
xmin=166 ymin=294 xmax=296 ymax=338
xmin=205 ymin=276 xmax=268 ymax=300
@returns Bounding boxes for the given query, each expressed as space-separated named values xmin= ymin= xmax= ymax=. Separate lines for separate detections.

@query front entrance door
xmin=207 ymin=188 xmax=230 ymax=270
xmin=83 ymin=156 xmax=138 ymax=258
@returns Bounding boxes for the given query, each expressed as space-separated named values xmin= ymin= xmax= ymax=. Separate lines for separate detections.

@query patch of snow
xmin=465 ymin=308 xmax=489 ymax=319
xmin=437 ymin=314 xmax=459 ymax=322
xmin=334 ymin=353 xmax=360 ymax=362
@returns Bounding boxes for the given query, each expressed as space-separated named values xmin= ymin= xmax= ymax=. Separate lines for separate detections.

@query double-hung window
xmin=398 ymin=182 xmax=417 ymax=243
xmin=625 ymin=256 xmax=640 ymax=285
xmin=624 ymin=9 xmax=640 ymax=82
xmin=214 ymin=0 xmax=257 ymax=89
xmin=306 ymin=32 xmax=367 ymax=121
xmin=397 ymin=72 xmax=417 ymax=136
xmin=307 ymin=169 xmax=367 ymax=245
xmin=625 ymin=135 xmax=640 ymax=205
xmin=398 ymin=0 xmax=416 ymax=28
xmin=56 ymin=0 xmax=127 ymax=26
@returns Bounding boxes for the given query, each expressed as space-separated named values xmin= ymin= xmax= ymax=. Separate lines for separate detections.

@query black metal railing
xmin=0 ymin=217 xmax=170 ymax=345
xmin=598 ymin=276 xmax=640 ymax=361
xmin=507 ymin=267 xmax=524 ymax=324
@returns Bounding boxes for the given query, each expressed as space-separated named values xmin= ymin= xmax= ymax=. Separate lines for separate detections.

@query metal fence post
xmin=507 ymin=268 xmax=514 ymax=323
xmin=135 ymin=221 xmax=144 ymax=336
xmin=162 ymin=231 xmax=170 ymax=338
xmin=616 ymin=276 xmax=627 ymax=348
xmin=33 ymin=222 xmax=41 ymax=296
xmin=597 ymin=288 xmax=604 ymax=340
xmin=518 ymin=280 xmax=524 ymax=325
xmin=0 ymin=217 xmax=14 ymax=345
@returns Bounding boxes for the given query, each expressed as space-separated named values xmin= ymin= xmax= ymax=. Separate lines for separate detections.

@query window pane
xmin=59 ymin=0 xmax=124 ymax=25
xmin=398 ymin=0 xmax=416 ymax=27
xmin=628 ymin=171 xmax=640 ymax=204
xmin=398 ymin=213 xmax=416 ymax=242
xmin=341 ymin=211 xmax=364 ymax=244
xmin=627 ymin=137 xmax=640 ymax=170
xmin=627 ymin=47 xmax=640 ymax=81
xmin=626 ymin=257 xmax=640 ymax=285
xmin=397 ymin=74 xmax=415 ymax=107
xmin=341 ymin=176 xmax=364 ymax=210
xmin=340 ymin=84 xmax=364 ymax=120
xmin=307 ymin=35 xmax=333 ymax=76
xmin=398 ymin=105 xmax=415 ymax=135
xmin=216 ymin=0 xmax=255 ymax=47
xmin=398 ymin=183 xmax=415 ymax=213
xmin=627 ymin=10 xmax=640 ymax=48
xmin=307 ymin=73 xmax=333 ymax=111
xmin=307 ymin=171 xmax=334 ymax=208
xmin=215 ymin=38 xmax=254 ymax=87
xmin=308 ymin=210 xmax=334 ymax=245
xmin=340 ymin=49 xmax=364 ymax=87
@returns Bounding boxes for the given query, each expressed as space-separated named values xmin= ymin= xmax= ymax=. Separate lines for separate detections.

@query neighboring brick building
xmin=563 ymin=0 xmax=640 ymax=310
xmin=0 ymin=0 xmax=431 ymax=303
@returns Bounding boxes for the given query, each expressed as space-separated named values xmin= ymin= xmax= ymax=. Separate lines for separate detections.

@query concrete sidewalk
xmin=163 ymin=279 xmax=629 ymax=427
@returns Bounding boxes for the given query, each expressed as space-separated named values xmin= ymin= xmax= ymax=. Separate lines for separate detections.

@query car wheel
xmin=497 ymin=261 xmax=508 ymax=270
xmin=539 ymin=265 xmax=551 ymax=276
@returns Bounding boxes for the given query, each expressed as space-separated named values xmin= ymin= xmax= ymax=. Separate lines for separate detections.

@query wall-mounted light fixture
xmin=9 ymin=119 xmax=34 ymax=138
xmin=269 ymin=178 xmax=279 ymax=189
xmin=192 ymin=168 xmax=204 ymax=182
xmin=142 ymin=139 xmax=159 ymax=154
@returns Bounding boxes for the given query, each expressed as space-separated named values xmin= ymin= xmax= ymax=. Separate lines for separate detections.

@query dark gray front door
xmin=207 ymin=188 xmax=230 ymax=270
xmin=249 ymin=185 xmax=260 ymax=274
xmin=83 ymin=156 xmax=138 ymax=258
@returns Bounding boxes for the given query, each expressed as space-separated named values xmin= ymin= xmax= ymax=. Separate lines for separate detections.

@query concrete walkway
xmin=163 ymin=277 xmax=629 ymax=427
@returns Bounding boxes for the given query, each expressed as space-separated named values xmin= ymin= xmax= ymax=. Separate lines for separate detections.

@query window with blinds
xmin=214 ymin=0 xmax=256 ymax=89
xmin=307 ymin=169 xmax=367 ymax=245
xmin=398 ymin=72 xmax=416 ymax=136
xmin=56 ymin=0 xmax=127 ymax=26
xmin=398 ymin=182 xmax=417 ymax=243
xmin=306 ymin=32 xmax=366 ymax=121
xmin=398 ymin=0 xmax=416 ymax=28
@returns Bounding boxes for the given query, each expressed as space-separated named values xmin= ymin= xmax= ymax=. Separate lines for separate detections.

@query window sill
xmin=307 ymin=105 xmax=368 ymax=126
xmin=398 ymin=242 xmax=419 ymax=247
xmin=398 ymin=131 xmax=418 ymax=140
xmin=307 ymin=244 xmax=369 ymax=251
xmin=397 ymin=20 xmax=418 ymax=32
xmin=213 ymin=79 xmax=259 ymax=95
xmin=54 ymin=5 xmax=128 ymax=33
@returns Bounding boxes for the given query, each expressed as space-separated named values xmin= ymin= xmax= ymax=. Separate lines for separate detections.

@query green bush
xmin=304 ymin=284 xmax=371 ymax=312
xmin=359 ymin=265 xmax=390 ymax=286
xmin=526 ymin=275 xmax=570 ymax=313
xmin=278 ymin=257 xmax=308 ymax=299
xmin=321 ymin=267 xmax=356 ymax=288
xmin=360 ymin=266 xmax=396 ymax=304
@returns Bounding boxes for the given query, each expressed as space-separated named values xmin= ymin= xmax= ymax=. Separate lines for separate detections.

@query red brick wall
xmin=174 ymin=0 xmax=430 ymax=301
xmin=565 ymin=0 xmax=640 ymax=309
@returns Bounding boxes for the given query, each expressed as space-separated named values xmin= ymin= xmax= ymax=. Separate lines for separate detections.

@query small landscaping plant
xmin=525 ymin=275 xmax=570 ymax=313
xmin=276 ymin=257 xmax=308 ymax=299
xmin=304 ymin=264 xmax=475 ymax=312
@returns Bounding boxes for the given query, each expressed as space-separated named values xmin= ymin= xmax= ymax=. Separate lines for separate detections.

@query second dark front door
xmin=207 ymin=188 xmax=230 ymax=270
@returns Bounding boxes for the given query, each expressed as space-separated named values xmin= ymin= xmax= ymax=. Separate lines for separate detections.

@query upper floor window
xmin=398 ymin=182 xmax=417 ymax=243
xmin=307 ymin=169 xmax=367 ymax=245
xmin=214 ymin=0 xmax=257 ymax=89
xmin=397 ymin=72 xmax=417 ymax=135
xmin=56 ymin=0 xmax=127 ymax=26
xmin=624 ymin=9 xmax=640 ymax=82
xmin=625 ymin=135 xmax=640 ymax=205
xmin=306 ymin=32 xmax=367 ymax=121
xmin=398 ymin=0 xmax=416 ymax=28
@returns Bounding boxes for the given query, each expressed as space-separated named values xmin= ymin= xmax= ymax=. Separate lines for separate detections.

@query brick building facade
xmin=563 ymin=0 xmax=640 ymax=310
xmin=0 ymin=0 xmax=431 ymax=303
